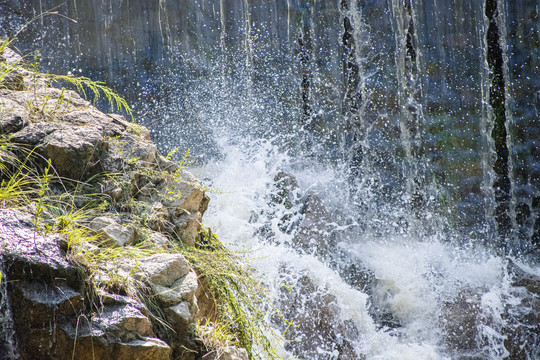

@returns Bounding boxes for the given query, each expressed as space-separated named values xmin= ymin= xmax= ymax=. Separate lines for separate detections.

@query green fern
xmin=48 ymin=74 xmax=133 ymax=118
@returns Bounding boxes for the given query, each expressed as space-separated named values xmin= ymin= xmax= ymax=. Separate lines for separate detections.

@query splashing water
xmin=193 ymin=128 xmax=539 ymax=359
xmin=1 ymin=0 xmax=539 ymax=358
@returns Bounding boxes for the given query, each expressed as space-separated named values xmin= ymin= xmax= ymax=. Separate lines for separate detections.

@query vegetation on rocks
xmin=0 ymin=43 xmax=287 ymax=360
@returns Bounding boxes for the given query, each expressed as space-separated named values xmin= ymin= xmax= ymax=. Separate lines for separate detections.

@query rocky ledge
xmin=0 ymin=48 xmax=246 ymax=360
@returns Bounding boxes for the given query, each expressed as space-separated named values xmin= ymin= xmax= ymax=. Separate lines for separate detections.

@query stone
xmin=10 ymin=121 xmax=103 ymax=180
xmin=156 ymin=174 xmax=207 ymax=213
xmin=440 ymin=287 xmax=482 ymax=353
xmin=171 ymin=209 xmax=203 ymax=246
xmin=165 ymin=301 xmax=196 ymax=339
xmin=10 ymin=281 xmax=83 ymax=326
xmin=100 ymin=133 xmax=160 ymax=173
xmin=89 ymin=216 xmax=138 ymax=247
xmin=508 ymin=257 xmax=540 ymax=295
xmin=147 ymin=231 xmax=170 ymax=248
xmin=152 ymin=270 xmax=199 ymax=306
xmin=277 ymin=271 xmax=360 ymax=359
xmin=92 ymin=304 xmax=154 ymax=339
xmin=58 ymin=322 xmax=171 ymax=360
xmin=205 ymin=346 xmax=249 ymax=360
xmin=97 ymin=289 xmax=149 ymax=315
xmin=113 ymin=337 xmax=171 ymax=360
xmin=293 ymin=193 xmax=336 ymax=257
xmin=0 ymin=209 xmax=80 ymax=284
xmin=137 ymin=253 xmax=191 ymax=287
xmin=272 ymin=171 xmax=299 ymax=209
xmin=0 ymin=98 xmax=28 ymax=133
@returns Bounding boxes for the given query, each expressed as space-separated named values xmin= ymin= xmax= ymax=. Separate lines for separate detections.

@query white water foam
xmin=192 ymin=134 xmax=539 ymax=359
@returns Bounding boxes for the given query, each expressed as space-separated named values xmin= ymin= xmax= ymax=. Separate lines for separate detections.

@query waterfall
xmin=1 ymin=0 xmax=539 ymax=358
xmin=0 ymin=260 xmax=19 ymax=359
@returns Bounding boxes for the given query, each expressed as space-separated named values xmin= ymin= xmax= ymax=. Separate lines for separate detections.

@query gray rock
xmin=0 ymin=98 xmax=28 ymax=133
xmin=10 ymin=121 xmax=103 ymax=180
xmin=152 ymin=270 xmax=199 ymax=306
xmin=58 ymin=322 xmax=171 ymax=360
xmin=277 ymin=271 xmax=360 ymax=359
xmin=440 ymin=287 xmax=482 ymax=353
xmin=165 ymin=301 xmax=197 ymax=339
xmin=508 ymin=257 xmax=540 ymax=295
xmin=137 ymin=253 xmax=191 ymax=287
xmin=89 ymin=216 xmax=138 ymax=247
xmin=205 ymin=346 xmax=249 ymax=360
xmin=92 ymin=304 xmax=154 ymax=339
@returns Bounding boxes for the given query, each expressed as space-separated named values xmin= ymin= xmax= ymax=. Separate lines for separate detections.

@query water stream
xmin=1 ymin=0 xmax=539 ymax=358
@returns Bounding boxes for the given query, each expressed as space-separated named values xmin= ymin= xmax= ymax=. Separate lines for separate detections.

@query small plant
xmin=48 ymin=73 xmax=133 ymax=118
xmin=181 ymin=227 xmax=289 ymax=360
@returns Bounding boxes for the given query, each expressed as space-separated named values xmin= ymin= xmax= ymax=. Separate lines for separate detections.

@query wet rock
xmin=440 ymin=287 xmax=482 ymax=353
xmin=272 ymin=171 xmax=299 ymax=209
xmin=508 ymin=257 xmax=540 ymax=295
xmin=10 ymin=280 xmax=83 ymax=324
xmin=58 ymin=318 xmax=171 ymax=360
xmin=293 ymin=193 xmax=336 ymax=257
xmin=97 ymin=289 xmax=149 ymax=315
xmin=278 ymin=271 xmax=360 ymax=359
xmin=92 ymin=303 xmax=154 ymax=339
xmin=500 ymin=261 xmax=540 ymax=359
xmin=0 ymin=209 xmax=80 ymax=285
xmin=501 ymin=292 xmax=540 ymax=360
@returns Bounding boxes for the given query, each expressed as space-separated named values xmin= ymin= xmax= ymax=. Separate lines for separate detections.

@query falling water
xmin=1 ymin=0 xmax=539 ymax=359
xmin=0 ymin=260 xmax=19 ymax=359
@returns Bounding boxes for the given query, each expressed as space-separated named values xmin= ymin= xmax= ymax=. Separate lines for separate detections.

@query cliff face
xmin=0 ymin=48 xmax=246 ymax=360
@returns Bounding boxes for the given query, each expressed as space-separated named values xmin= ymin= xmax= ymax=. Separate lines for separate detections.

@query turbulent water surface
xmin=1 ymin=0 xmax=539 ymax=359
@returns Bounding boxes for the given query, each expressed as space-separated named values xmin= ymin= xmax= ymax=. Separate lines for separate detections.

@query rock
xmin=112 ymin=338 xmax=172 ymax=360
xmin=277 ymin=271 xmax=360 ymax=359
xmin=0 ymin=209 xmax=80 ymax=285
xmin=293 ymin=193 xmax=336 ymax=256
xmin=0 ymin=98 xmax=28 ymax=133
xmin=170 ymin=209 xmax=203 ymax=246
xmin=11 ymin=121 xmax=104 ymax=180
xmin=97 ymin=289 xmax=149 ymax=315
xmin=100 ymin=133 xmax=160 ymax=173
xmin=440 ymin=288 xmax=482 ymax=353
xmin=89 ymin=216 xmax=138 ymax=247
xmin=272 ymin=171 xmax=299 ymax=209
xmin=137 ymin=253 xmax=191 ymax=287
xmin=92 ymin=303 xmax=154 ymax=339
xmin=205 ymin=346 xmax=249 ymax=360
xmin=58 ymin=322 xmax=171 ymax=360
xmin=508 ymin=257 xmax=540 ymax=295
xmin=165 ymin=301 xmax=197 ymax=339
xmin=0 ymin=54 xmax=228 ymax=360
xmin=152 ymin=270 xmax=199 ymax=306
xmin=147 ymin=231 xmax=171 ymax=248
xmin=10 ymin=280 xmax=83 ymax=324
xmin=136 ymin=172 xmax=209 ymax=245
xmin=158 ymin=174 xmax=207 ymax=214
